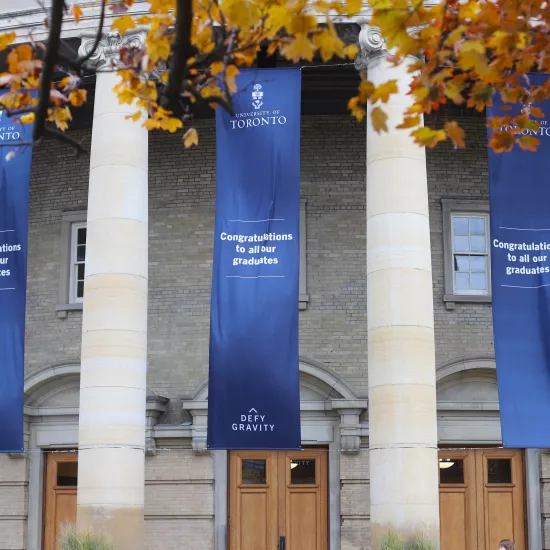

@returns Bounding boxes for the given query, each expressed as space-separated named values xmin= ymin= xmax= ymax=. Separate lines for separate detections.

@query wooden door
xmin=229 ymin=449 xmax=328 ymax=550
xmin=44 ymin=452 xmax=78 ymax=550
xmin=439 ymin=449 xmax=525 ymax=550
xmin=475 ymin=449 xmax=525 ymax=550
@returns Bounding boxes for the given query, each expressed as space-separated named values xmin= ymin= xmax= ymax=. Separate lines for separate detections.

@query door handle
xmin=279 ymin=536 xmax=286 ymax=550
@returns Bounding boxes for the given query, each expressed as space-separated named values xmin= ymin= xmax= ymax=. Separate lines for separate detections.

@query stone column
xmin=357 ymin=23 xmax=440 ymax=549
xmin=76 ymin=31 xmax=148 ymax=550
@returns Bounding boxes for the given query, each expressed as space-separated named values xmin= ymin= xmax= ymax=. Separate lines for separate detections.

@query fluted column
xmin=357 ymin=23 xmax=440 ymax=549
xmin=76 ymin=31 xmax=148 ymax=550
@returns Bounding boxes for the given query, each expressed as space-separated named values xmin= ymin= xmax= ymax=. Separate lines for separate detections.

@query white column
xmin=358 ymin=24 xmax=440 ymax=548
xmin=77 ymin=32 xmax=148 ymax=550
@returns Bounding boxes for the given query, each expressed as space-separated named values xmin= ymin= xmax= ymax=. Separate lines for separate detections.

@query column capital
xmin=355 ymin=22 xmax=386 ymax=72
xmin=78 ymin=29 xmax=146 ymax=69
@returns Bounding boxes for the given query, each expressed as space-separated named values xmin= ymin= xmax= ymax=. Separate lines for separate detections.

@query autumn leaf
xmin=225 ymin=65 xmax=239 ymax=94
xmin=411 ymin=126 xmax=446 ymax=148
xmin=489 ymin=131 xmax=515 ymax=153
xmin=445 ymin=121 xmax=465 ymax=148
xmin=281 ymin=36 xmax=316 ymax=62
xmin=0 ymin=32 xmax=16 ymax=51
xmin=72 ymin=4 xmax=84 ymax=24
xmin=112 ymin=15 xmax=136 ymax=35
xmin=346 ymin=0 xmax=362 ymax=15
xmin=19 ymin=113 xmax=35 ymax=124
xmin=69 ymin=89 xmax=87 ymax=107
xmin=518 ymin=135 xmax=539 ymax=152
xmin=126 ymin=111 xmax=142 ymax=122
xmin=371 ymin=80 xmax=398 ymax=104
xmin=348 ymin=97 xmax=366 ymax=122
xmin=183 ymin=128 xmax=199 ymax=148
xmin=371 ymin=106 xmax=388 ymax=133
xmin=396 ymin=115 xmax=421 ymax=129
xmin=159 ymin=117 xmax=182 ymax=133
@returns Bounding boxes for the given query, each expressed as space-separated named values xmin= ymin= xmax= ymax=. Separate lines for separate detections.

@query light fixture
xmin=439 ymin=459 xmax=455 ymax=469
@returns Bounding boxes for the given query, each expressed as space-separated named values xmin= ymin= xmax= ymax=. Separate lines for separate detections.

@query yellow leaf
xmin=445 ymin=81 xmax=464 ymax=104
xmin=226 ymin=65 xmax=239 ymax=94
xmin=72 ymin=4 xmax=84 ymax=23
xmin=68 ymin=89 xmax=87 ymax=107
xmin=112 ymin=15 xmax=136 ymax=34
xmin=19 ymin=112 xmax=35 ymax=124
xmin=411 ymin=126 xmax=446 ymax=148
xmin=371 ymin=80 xmax=398 ymax=104
xmin=396 ymin=115 xmax=421 ymax=129
xmin=358 ymin=80 xmax=374 ymax=102
xmin=0 ymin=32 xmax=16 ymax=51
xmin=444 ymin=120 xmax=465 ymax=148
xmin=126 ymin=111 xmax=142 ymax=122
xmin=371 ymin=106 xmax=388 ymax=133
xmin=346 ymin=0 xmax=362 ymax=15
xmin=159 ymin=117 xmax=182 ymax=133
xmin=281 ymin=36 xmax=316 ymax=62
xmin=210 ymin=61 xmax=223 ymax=75
xmin=222 ymin=0 xmax=260 ymax=29
xmin=348 ymin=97 xmax=366 ymax=122
xmin=312 ymin=27 xmax=345 ymax=62
xmin=183 ymin=127 xmax=199 ymax=148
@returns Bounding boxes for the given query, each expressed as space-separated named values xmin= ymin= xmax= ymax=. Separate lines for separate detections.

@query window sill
xmin=56 ymin=303 xmax=84 ymax=318
xmin=299 ymin=294 xmax=310 ymax=311
xmin=443 ymin=294 xmax=492 ymax=310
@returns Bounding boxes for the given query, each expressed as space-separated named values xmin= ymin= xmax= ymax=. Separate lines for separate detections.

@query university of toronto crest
xmin=252 ymin=83 xmax=263 ymax=110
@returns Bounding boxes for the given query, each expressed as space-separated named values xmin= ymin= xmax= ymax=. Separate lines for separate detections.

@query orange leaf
xmin=445 ymin=120 xmax=465 ymax=148
xmin=183 ymin=127 xmax=199 ymax=148
xmin=68 ymin=89 xmax=87 ymax=107
xmin=371 ymin=106 xmax=388 ymax=133
xmin=0 ymin=32 xmax=16 ymax=52
xmin=72 ymin=4 xmax=84 ymax=23
xmin=396 ymin=115 xmax=421 ymax=129
xmin=489 ymin=131 xmax=515 ymax=153
xmin=517 ymin=135 xmax=539 ymax=152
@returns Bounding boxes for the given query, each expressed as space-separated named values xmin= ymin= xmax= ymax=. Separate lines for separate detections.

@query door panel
xmin=230 ymin=451 xmax=278 ymax=550
xmin=439 ymin=449 xmax=525 ymax=550
xmin=476 ymin=449 xmax=525 ymax=550
xmin=44 ymin=452 xmax=78 ymax=550
xmin=439 ymin=451 xmax=477 ymax=550
xmin=230 ymin=449 xmax=328 ymax=550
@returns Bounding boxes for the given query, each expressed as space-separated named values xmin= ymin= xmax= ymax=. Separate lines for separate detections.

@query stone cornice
xmin=78 ymin=29 xmax=146 ymax=68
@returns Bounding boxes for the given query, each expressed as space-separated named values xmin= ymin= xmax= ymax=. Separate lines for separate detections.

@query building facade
xmin=1 ymin=4 xmax=550 ymax=550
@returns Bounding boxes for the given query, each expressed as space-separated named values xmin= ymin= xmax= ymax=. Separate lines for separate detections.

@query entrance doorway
xmin=229 ymin=449 xmax=328 ymax=550
xmin=439 ymin=448 xmax=525 ymax=550
xmin=43 ymin=452 xmax=78 ymax=550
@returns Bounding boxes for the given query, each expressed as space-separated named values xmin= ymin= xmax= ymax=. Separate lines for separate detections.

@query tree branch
xmin=162 ymin=0 xmax=194 ymax=111
xmin=33 ymin=0 xmax=65 ymax=142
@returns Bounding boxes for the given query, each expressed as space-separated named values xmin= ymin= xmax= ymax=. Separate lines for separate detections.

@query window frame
xmin=442 ymin=199 xmax=491 ymax=307
xmin=56 ymin=210 xmax=87 ymax=318
xmin=68 ymin=222 xmax=86 ymax=305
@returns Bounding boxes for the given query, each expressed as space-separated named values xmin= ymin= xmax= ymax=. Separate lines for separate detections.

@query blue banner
xmin=207 ymin=68 xmax=301 ymax=450
xmin=488 ymin=73 xmax=550 ymax=447
xmin=0 ymin=103 xmax=33 ymax=452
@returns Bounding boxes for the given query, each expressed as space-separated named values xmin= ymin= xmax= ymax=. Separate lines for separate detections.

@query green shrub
xmin=381 ymin=530 xmax=437 ymax=550
xmin=59 ymin=525 xmax=114 ymax=550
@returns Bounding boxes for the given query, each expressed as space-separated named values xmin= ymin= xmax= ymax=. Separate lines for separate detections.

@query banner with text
xmin=488 ymin=73 xmax=550 ymax=447
xmin=207 ymin=68 xmax=301 ymax=450
xmin=0 ymin=103 xmax=33 ymax=452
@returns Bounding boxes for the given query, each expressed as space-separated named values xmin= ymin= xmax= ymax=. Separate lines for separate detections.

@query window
xmin=69 ymin=223 xmax=86 ymax=304
xmin=56 ymin=210 xmax=87 ymax=318
xmin=442 ymin=200 xmax=491 ymax=307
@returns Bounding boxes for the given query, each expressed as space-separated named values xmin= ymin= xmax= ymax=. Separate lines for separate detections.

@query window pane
xmin=470 ymin=235 xmax=486 ymax=253
xmin=471 ymin=273 xmax=487 ymax=291
xmin=455 ymin=272 xmax=470 ymax=291
xmin=290 ymin=459 xmax=316 ymax=485
xmin=453 ymin=217 xmax=469 ymax=235
xmin=77 ymin=281 xmax=84 ymax=298
xmin=77 ymin=263 xmax=85 ymax=281
xmin=470 ymin=255 xmax=486 ymax=273
xmin=242 ymin=459 xmax=266 ymax=484
xmin=454 ymin=255 xmax=469 ymax=272
xmin=77 ymin=227 xmax=87 ymax=246
xmin=487 ymin=459 xmax=512 ymax=484
xmin=469 ymin=217 xmax=486 ymax=235
xmin=57 ymin=461 xmax=78 ymax=486
xmin=454 ymin=236 xmax=470 ymax=253
xmin=77 ymin=244 xmax=86 ymax=262
xmin=440 ymin=459 xmax=464 ymax=484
